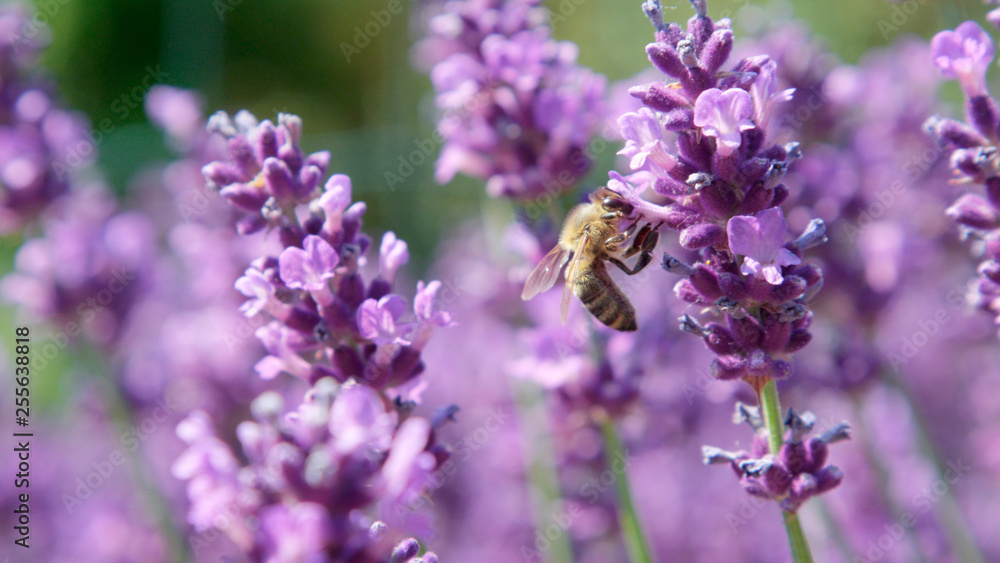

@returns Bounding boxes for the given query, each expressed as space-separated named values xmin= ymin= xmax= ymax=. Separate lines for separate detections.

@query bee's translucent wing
xmin=522 ymin=245 xmax=572 ymax=301
xmin=560 ymin=231 xmax=590 ymax=324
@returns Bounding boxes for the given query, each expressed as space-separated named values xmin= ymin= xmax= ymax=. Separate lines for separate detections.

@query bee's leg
xmin=608 ymin=255 xmax=651 ymax=275
xmin=621 ymin=223 xmax=652 ymax=259
xmin=621 ymin=221 xmax=663 ymax=259
xmin=610 ymin=222 xmax=662 ymax=275
xmin=604 ymin=220 xmax=639 ymax=252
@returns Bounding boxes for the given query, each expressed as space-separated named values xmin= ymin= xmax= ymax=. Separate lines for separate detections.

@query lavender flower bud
xmin=391 ymin=538 xmax=421 ymax=563
xmin=647 ymin=42 xmax=687 ymax=78
xmin=629 ymin=82 xmax=691 ymax=113
xmin=661 ymin=253 xmax=695 ymax=275
xmin=967 ymin=94 xmax=1000 ymax=138
xmin=701 ymin=28 xmax=734 ymax=75
xmin=946 ymin=193 xmax=999 ymax=230
xmin=925 ymin=115 xmax=989 ymax=149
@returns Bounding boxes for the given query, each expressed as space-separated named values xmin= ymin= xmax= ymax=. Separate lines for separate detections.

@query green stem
xmin=758 ymin=379 xmax=814 ymax=563
xmin=877 ymin=372 xmax=986 ymax=563
xmin=598 ymin=418 xmax=652 ymax=563
xmin=849 ymin=395 xmax=930 ymax=563
xmin=95 ymin=369 xmax=190 ymax=563
xmin=782 ymin=510 xmax=814 ymax=563
xmin=513 ymin=382 xmax=575 ymax=563
xmin=814 ymin=498 xmax=855 ymax=561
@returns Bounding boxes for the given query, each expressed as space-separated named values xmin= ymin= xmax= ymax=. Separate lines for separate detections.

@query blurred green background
xmin=23 ymin=0 xmax=993 ymax=274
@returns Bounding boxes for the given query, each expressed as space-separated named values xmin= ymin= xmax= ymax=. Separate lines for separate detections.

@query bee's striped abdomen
xmin=574 ymin=261 xmax=637 ymax=332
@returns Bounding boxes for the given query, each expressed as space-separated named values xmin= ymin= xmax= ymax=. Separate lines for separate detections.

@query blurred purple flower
xmin=0 ymin=5 xmax=93 ymax=232
xmin=145 ymin=85 xmax=205 ymax=150
xmin=931 ymin=21 xmax=994 ymax=97
xmin=0 ymin=187 xmax=154 ymax=347
xmin=418 ymin=0 xmax=609 ymax=200
xmin=258 ymin=503 xmax=334 ymax=563
xmin=174 ymin=380 xmax=447 ymax=560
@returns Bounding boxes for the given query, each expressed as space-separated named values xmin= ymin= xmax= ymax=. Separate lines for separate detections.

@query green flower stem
xmin=849 ymin=395 xmax=929 ymax=563
xmin=782 ymin=510 xmax=814 ymax=563
xmin=758 ymin=379 xmax=814 ymax=563
xmin=877 ymin=372 xmax=985 ymax=563
xmin=815 ymin=498 xmax=855 ymax=561
xmin=513 ymin=381 xmax=575 ymax=563
xmin=95 ymin=367 xmax=190 ymax=563
xmin=598 ymin=417 xmax=652 ymax=563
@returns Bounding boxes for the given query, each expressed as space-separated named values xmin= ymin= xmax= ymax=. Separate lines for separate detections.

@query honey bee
xmin=521 ymin=187 xmax=662 ymax=332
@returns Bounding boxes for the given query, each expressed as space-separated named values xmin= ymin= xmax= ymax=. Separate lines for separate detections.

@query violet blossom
xmin=692 ymin=87 xmax=756 ymax=157
xmin=0 ymin=5 xmax=93 ymax=233
xmin=174 ymin=381 xmax=444 ymax=561
xmin=727 ymin=207 xmax=801 ymax=285
xmin=417 ymin=0 xmax=609 ymax=199
xmin=173 ymin=108 xmax=459 ymax=560
xmin=930 ymin=21 xmax=994 ymax=98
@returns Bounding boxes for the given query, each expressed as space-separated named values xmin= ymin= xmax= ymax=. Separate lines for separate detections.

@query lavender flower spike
xmin=418 ymin=0 xmax=609 ymax=200
xmin=605 ymin=1 xmax=843 ymax=557
xmin=174 ymin=380 xmax=449 ymax=560
xmin=704 ymin=405 xmax=849 ymax=513
xmin=207 ymin=112 xmax=454 ymax=393
xmin=928 ymin=20 xmax=1000 ymax=335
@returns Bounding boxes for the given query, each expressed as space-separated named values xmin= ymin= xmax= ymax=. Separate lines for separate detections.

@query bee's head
xmin=595 ymin=186 xmax=635 ymax=218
